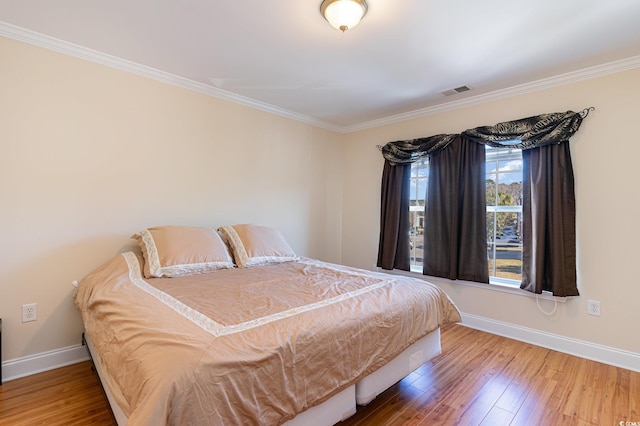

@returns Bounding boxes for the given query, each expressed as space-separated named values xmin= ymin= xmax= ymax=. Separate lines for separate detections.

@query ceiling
xmin=1 ymin=0 xmax=640 ymax=132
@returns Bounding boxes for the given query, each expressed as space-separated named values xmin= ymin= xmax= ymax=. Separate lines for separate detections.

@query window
xmin=485 ymin=147 xmax=523 ymax=285
xmin=409 ymin=157 xmax=428 ymax=270
xmin=409 ymin=147 xmax=523 ymax=285
xmin=381 ymin=111 xmax=583 ymax=296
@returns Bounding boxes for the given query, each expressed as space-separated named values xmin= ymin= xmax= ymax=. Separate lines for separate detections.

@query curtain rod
xmin=579 ymin=107 xmax=595 ymax=118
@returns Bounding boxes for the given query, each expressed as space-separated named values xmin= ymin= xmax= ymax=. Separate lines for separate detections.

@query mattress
xmin=75 ymin=253 xmax=460 ymax=425
xmin=356 ymin=327 xmax=441 ymax=405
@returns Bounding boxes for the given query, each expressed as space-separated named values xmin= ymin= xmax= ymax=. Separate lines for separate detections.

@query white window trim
xmin=389 ymin=266 xmax=566 ymax=303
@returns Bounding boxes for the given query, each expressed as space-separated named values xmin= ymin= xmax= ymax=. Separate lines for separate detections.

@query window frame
xmin=485 ymin=146 xmax=523 ymax=287
xmin=409 ymin=157 xmax=428 ymax=272
xmin=409 ymin=147 xmax=524 ymax=288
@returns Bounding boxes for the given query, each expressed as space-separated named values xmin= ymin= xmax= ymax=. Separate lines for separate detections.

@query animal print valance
xmin=379 ymin=108 xmax=593 ymax=164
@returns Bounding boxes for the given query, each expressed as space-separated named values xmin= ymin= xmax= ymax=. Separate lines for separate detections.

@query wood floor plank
xmin=631 ymin=370 xmax=640 ymax=421
xmin=509 ymin=370 xmax=561 ymax=426
xmin=1 ymin=325 xmax=638 ymax=426
xmin=493 ymin=344 xmax=549 ymax=414
xmin=479 ymin=406 xmax=514 ymax=426
xmin=0 ymin=362 xmax=114 ymax=426
xmin=601 ymin=365 xmax=630 ymax=424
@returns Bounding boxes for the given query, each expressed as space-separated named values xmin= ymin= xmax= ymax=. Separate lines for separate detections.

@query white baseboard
xmin=461 ymin=312 xmax=640 ymax=373
xmin=2 ymin=315 xmax=638 ymax=382
xmin=2 ymin=344 xmax=90 ymax=382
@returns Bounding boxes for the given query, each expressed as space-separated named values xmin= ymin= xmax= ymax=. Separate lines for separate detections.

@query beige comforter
xmin=75 ymin=252 xmax=461 ymax=425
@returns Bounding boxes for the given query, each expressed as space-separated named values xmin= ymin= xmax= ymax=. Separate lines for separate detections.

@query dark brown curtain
xmin=377 ymin=160 xmax=411 ymax=271
xmin=423 ymin=136 xmax=489 ymax=282
xmin=521 ymin=142 xmax=578 ymax=296
xmin=377 ymin=109 xmax=590 ymax=296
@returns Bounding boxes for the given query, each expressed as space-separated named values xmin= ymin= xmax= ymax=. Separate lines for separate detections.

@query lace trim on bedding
xmin=139 ymin=229 xmax=162 ymax=276
xmin=245 ymin=255 xmax=299 ymax=266
xmin=298 ymin=257 xmax=390 ymax=278
xmin=218 ymin=226 xmax=248 ymax=267
xmin=156 ymin=260 xmax=234 ymax=277
xmin=121 ymin=252 xmax=226 ymax=335
xmin=121 ymin=252 xmax=396 ymax=338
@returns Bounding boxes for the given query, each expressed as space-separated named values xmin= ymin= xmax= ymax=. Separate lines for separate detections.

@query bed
xmin=74 ymin=225 xmax=461 ymax=425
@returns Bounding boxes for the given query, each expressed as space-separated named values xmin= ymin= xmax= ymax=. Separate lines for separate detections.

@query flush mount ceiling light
xmin=320 ymin=0 xmax=368 ymax=32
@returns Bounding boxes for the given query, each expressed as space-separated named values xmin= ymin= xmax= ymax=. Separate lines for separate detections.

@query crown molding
xmin=0 ymin=21 xmax=343 ymax=133
xmin=2 ymin=21 xmax=639 ymax=135
xmin=344 ymin=55 xmax=640 ymax=133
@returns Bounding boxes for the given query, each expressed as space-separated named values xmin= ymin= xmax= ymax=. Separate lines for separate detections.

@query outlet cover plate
xmin=22 ymin=303 xmax=37 ymax=322
xmin=587 ymin=300 xmax=601 ymax=316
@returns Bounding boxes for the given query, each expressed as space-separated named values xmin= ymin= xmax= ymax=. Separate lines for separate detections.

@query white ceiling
xmin=2 ymin=0 xmax=640 ymax=132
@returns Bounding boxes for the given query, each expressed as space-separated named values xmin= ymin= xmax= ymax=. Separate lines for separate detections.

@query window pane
xmin=486 ymin=211 xmax=496 ymax=242
xmin=493 ymin=246 xmax=522 ymax=280
xmin=410 ymin=216 xmax=424 ymax=267
xmin=417 ymin=179 xmax=427 ymax=201
xmin=487 ymin=246 xmax=496 ymax=277
xmin=497 ymin=181 xmax=522 ymax=206
xmin=497 ymin=158 xmax=523 ymax=172
xmin=486 ymin=147 xmax=523 ymax=284
xmin=496 ymin=211 xmax=520 ymax=239
xmin=416 ymin=158 xmax=429 ymax=176
xmin=486 ymin=178 xmax=497 ymax=206
xmin=410 ymin=159 xmax=428 ymax=271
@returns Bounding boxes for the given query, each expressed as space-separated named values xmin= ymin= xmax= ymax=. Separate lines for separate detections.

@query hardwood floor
xmin=341 ymin=325 xmax=639 ymax=425
xmin=1 ymin=325 xmax=638 ymax=425
xmin=0 ymin=359 xmax=115 ymax=425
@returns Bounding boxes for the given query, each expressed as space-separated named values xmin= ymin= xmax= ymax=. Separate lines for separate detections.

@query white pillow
xmin=132 ymin=225 xmax=235 ymax=278
xmin=218 ymin=224 xmax=297 ymax=268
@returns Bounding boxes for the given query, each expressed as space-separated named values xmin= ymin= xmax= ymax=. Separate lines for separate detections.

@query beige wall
xmin=2 ymin=32 xmax=639 ymax=368
xmin=341 ymin=67 xmax=640 ymax=354
xmin=0 ymin=36 xmax=344 ymax=361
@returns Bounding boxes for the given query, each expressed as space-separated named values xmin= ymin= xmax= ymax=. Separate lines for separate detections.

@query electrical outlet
xmin=587 ymin=300 xmax=600 ymax=317
xmin=22 ymin=303 xmax=37 ymax=322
